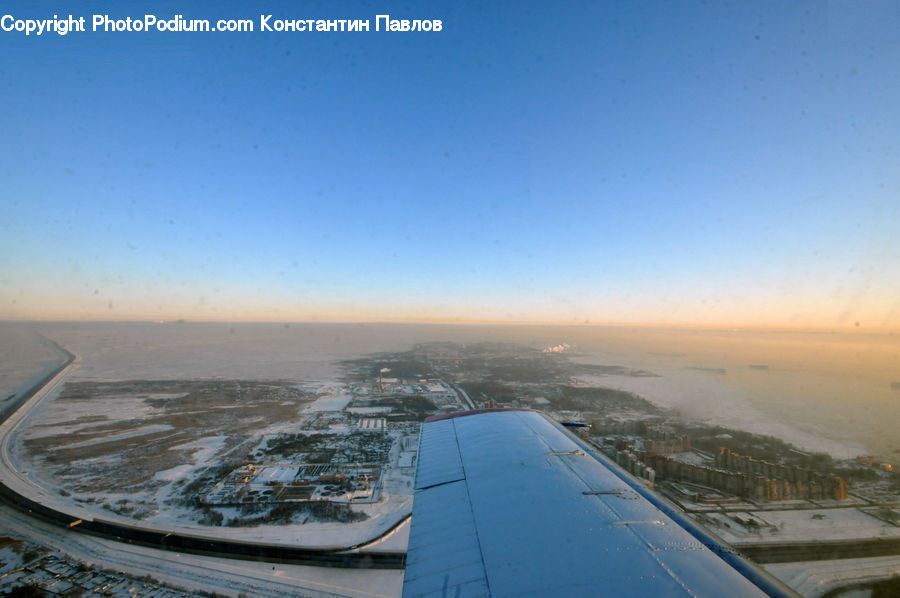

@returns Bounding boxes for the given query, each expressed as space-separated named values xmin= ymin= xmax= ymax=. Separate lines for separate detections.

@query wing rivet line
xmin=582 ymin=489 xmax=638 ymax=499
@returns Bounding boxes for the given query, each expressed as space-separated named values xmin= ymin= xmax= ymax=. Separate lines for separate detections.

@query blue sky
xmin=1 ymin=1 xmax=898 ymax=327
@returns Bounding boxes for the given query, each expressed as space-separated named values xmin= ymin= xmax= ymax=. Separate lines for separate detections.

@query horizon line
xmin=1 ymin=316 xmax=896 ymax=333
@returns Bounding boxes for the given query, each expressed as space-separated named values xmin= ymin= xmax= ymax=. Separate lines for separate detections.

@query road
xmin=0 ymin=502 xmax=401 ymax=597
xmin=0 ymin=350 xmax=78 ymax=502
xmin=450 ymin=383 xmax=476 ymax=410
xmin=740 ymin=538 xmax=900 ymax=564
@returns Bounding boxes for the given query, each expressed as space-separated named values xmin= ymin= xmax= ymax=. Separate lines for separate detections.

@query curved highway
xmin=0 ymin=344 xmax=406 ymax=570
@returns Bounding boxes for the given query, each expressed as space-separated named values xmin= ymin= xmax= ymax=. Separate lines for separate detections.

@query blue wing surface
xmin=403 ymin=409 xmax=794 ymax=598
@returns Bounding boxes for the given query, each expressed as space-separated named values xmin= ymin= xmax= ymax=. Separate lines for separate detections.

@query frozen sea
xmin=1 ymin=321 xmax=897 ymax=460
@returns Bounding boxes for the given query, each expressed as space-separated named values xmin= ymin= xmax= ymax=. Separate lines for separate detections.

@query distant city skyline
xmin=2 ymin=1 xmax=898 ymax=328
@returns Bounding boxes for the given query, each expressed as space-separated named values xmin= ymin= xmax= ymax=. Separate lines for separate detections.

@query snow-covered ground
xmin=765 ymin=556 xmax=900 ymax=598
xmin=0 ymin=502 xmax=403 ymax=597
xmin=1 ymin=354 xmax=415 ymax=551
xmin=61 ymin=423 xmax=175 ymax=450
xmin=304 ymin=389 xmax=353 ymax=413
xmin=703 ymin=507 xmax=900 ymax=545
xmin=155 ymin=436 xmax=227 ymax=482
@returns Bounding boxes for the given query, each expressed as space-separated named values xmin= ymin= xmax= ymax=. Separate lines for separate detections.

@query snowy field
xmin=5 ymin=374 xmax=415 ymax=549
xmin=703 ymin=507 xmax=900 ymax=545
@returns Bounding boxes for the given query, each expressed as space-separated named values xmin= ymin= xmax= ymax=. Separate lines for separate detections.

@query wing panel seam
xmin=451 ymin=417 xmax=493 ymax=598
xmin=415 ymin=476 xmax=466 ymax=491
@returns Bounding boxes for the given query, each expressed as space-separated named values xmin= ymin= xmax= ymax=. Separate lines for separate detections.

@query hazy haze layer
xmin=2 ymin=322 xmax=896 ymax=460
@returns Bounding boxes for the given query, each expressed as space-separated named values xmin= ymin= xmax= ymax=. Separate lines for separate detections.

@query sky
xmin=1 ymin=0 xmax=899 ymax=328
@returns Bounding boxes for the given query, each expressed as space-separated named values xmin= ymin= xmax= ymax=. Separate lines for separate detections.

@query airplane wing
xmin=402 ymin=409 xmax=796 ymax=597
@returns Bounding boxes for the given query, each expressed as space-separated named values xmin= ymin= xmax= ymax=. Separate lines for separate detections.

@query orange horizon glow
xmin=3 ymin=312 xmax=898 ymax=334
xmin=5 ymin=286 xmax=899 ymax=332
